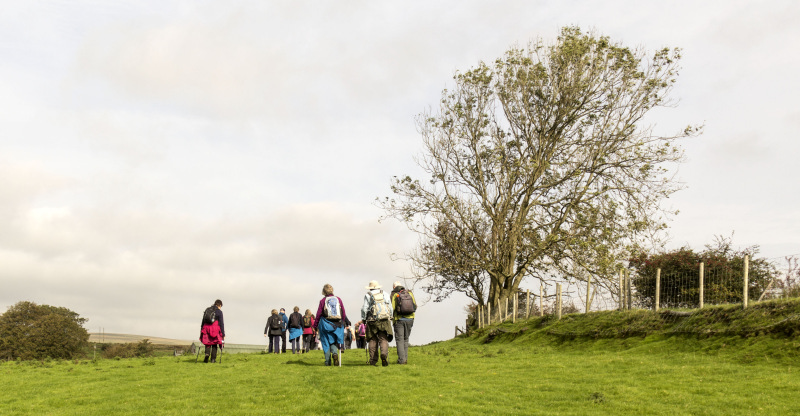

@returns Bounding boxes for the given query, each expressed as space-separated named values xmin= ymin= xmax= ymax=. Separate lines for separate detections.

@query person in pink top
xmin=301 ymin=308 xmax=316 ymax=353
xmin=200 ymin=299 xmax=225 ymax=363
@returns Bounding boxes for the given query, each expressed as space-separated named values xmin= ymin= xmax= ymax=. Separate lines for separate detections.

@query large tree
xmin=380 ymin=27 xmax=698 ymax=317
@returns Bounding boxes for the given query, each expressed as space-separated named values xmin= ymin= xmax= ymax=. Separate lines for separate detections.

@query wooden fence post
xmin=626 ymin=269 xmax=632 ymax=310
xmin=556 ymin=283 xmax=562 ymax=320
xmin=743 ymin=255 xmax=750 ymax=308
xmin=526 ymin=289 xmax=531 ymax=319
xmin=655 ymin=268 xmax=661 ymax=312
xmin=585 ymin=274 xmax=592 ymax=314
xmin=487 ymin=303 xmax=491 ymax=325
xmin=539 ymin=285 xmax=544 ymax=316
xmin=513 ymin=293 xmax=518 ymax=323
xmin=619 ymin=269 xmax=625 ymax=311
xmin=699 ymin=262 xmax=704 ymax=309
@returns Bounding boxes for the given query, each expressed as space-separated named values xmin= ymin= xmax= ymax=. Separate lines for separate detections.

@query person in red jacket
xmin=200 ymin=299 xmax=225 ymax=363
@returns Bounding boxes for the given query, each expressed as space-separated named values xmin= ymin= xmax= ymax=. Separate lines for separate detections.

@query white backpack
xmin=323 ymin=296 xmax=342 ymax=321
xmin=369 ymin=290 xmax=392 ymax=321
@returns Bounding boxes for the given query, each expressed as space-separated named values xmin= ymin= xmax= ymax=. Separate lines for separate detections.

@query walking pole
xmin=219 ymin=342 xmax=223 ymax=364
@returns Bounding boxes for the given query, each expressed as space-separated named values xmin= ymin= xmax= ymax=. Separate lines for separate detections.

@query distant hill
xmin=88 ymin=333 xmax=192 ymax=346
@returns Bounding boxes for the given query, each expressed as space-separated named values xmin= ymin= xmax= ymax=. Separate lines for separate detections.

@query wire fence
xmin=469 ymin=254 xmax=800 ymax=336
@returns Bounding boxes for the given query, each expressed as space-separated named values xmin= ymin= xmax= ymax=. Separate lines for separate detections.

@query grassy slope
xmin=3 ymin=299 xmax=800 ymax=415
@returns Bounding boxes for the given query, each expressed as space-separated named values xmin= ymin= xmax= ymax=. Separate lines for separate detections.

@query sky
xmin=2 ymin=0 xmax=799 ymax=346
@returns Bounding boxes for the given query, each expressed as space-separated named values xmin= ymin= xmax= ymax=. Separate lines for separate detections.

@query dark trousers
xmin=281 ymin=331 xmax=287 ymax=352
xmin=367 ymin=331 xmax=389 ymax=365
xmin=204 ymin=345 xmax=218 ymax=362
xmin=302 ymin=333 xmax=314 ymax=353
xmin=268 ymin=335 xmax=281 ymax=353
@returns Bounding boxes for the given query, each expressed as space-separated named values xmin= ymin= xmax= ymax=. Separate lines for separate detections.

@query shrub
xmin=629 ymin=237 xmax=777 ymax=308
xmin=101 ymin=339 xmax=154 ymax=359
xmin=0 ymin=301 xmax=89 ymax=360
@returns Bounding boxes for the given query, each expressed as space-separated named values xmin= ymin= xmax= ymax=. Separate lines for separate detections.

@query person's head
xmin=393 ymin=281 xmax=403 ymax=290
xmin=271 ymin=309 xmax=278 ymax=316
xmin=322 ymin=284 xmax=334 ymax=296
xmin=365 ymin=280 xmax=381 ymax=290
xmin=304 ymin=309 xmax=312 ymax=316
xmin=280 ymin=308 xmax=285 ymax=314
xmin=293 ymin=306 xmax=299 ymax=313
xmin=214 ymin=299 xmax=223 ymax=308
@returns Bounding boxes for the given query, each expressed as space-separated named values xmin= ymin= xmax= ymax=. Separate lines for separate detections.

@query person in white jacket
xmin=361 ymin=280 xmax=394 ymax=367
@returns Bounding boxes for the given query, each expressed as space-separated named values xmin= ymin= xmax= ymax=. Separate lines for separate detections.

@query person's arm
xmin=216 ymin=309 xmax=225 ymax=338
xmin=361 ymin=293 xmax=371 ymax=321
xmin=314 ymin=299 xmax=324 ymax=330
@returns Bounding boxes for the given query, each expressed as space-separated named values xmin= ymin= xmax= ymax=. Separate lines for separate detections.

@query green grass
xmin=4 ymin=300 xmax=800 ymax=415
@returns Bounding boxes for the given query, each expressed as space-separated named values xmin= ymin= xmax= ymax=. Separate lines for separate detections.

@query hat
xmin=365 ymin=280 xmax=382 ymax=290
xmin=393 ymin=281 xmax=403 ymax=289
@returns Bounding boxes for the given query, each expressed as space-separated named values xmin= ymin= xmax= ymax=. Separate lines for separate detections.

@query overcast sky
xmin=2 ymin=1 xmax=799 ymax=346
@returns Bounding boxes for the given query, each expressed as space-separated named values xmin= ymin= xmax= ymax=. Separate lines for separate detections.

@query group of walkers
xmin=264 ymin=307 xmax=318 ymax=354
xmin=199 ymin=280 xmax=416 ymax=367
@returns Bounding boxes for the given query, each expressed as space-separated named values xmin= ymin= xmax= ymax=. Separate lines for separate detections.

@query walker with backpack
xmin=196 ymin=305 xmax=224 ymax=363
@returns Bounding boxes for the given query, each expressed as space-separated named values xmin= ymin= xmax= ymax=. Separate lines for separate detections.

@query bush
xmin=101 ymin=339 xmax=154 ymax=359
xmin=629 ymin=237 xmax=777 ymax=308
xmin=0 ymin=301 xmax=89 ymax=360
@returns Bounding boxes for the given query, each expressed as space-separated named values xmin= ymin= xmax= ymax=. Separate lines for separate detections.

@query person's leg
xmin=281 ymin=331 xmax=287 ymax=353
xmin=378 ymin=331 xmax=389 ymax=367
xmin=367 ymin=336 xmax=378 ymax=365
xmin=210 ymin=345 xmax=218 ymax=363
xmin=268 ymin=336 xmax=274 ymax=353
xmin=393 ymin=321 xmax=405 ymax=364
xmin=330 ymin=343 xmax=340 ymax=366
xmin=401 ymin=320 xmax=413 ymax=364
xmin=320 ymin=331 xmax=332 ymax=365
xmin=204 ymin=345 xmax=211 ymax=363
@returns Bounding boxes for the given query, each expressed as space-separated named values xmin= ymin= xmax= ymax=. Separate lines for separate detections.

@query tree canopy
xmin=0 ymin=301 xmax=89 ymax=360
xmin=380 ymin=27 xmax=699 ymax=316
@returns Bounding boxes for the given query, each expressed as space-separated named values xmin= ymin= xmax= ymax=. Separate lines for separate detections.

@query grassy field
xmin=3 ymin=302 xmax=800 ymax=415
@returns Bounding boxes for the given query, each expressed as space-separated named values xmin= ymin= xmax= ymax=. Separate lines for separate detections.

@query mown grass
xmin=3 ymin=299 xmax=800 ymax=415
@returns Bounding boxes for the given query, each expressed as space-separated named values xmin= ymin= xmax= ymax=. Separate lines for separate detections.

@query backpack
xmin=269 ymin=315 xmax=281 ymax=330
xmin=369 ymin=290 xmax=392 ymax=321
xmin=202 ymin=306 xmax=217 ymax=325
xmin=396 ymin=289 xmax=417 ymax=315
xmin=323 ymin=296 xmax=342 ymax=321
xmin=357 ymin=323 xmax=365 ymax=337
xmin=289 ymin=313 xmax=302 ymax=329
xmin=303 ymin=314 xmax=313 ymax=328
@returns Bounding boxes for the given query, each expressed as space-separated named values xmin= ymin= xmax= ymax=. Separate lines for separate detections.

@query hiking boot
xmin=332 ymin=352 xmax=339 ymax=367
xmin=203 ymin=356 xmax=209 ymax=363
xmin=381 ymin=356 xmax=389 ymax=367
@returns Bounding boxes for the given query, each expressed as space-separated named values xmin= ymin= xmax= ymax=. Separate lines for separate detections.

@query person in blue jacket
xmin=279 ymin=308 xmax=289 ymax=353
